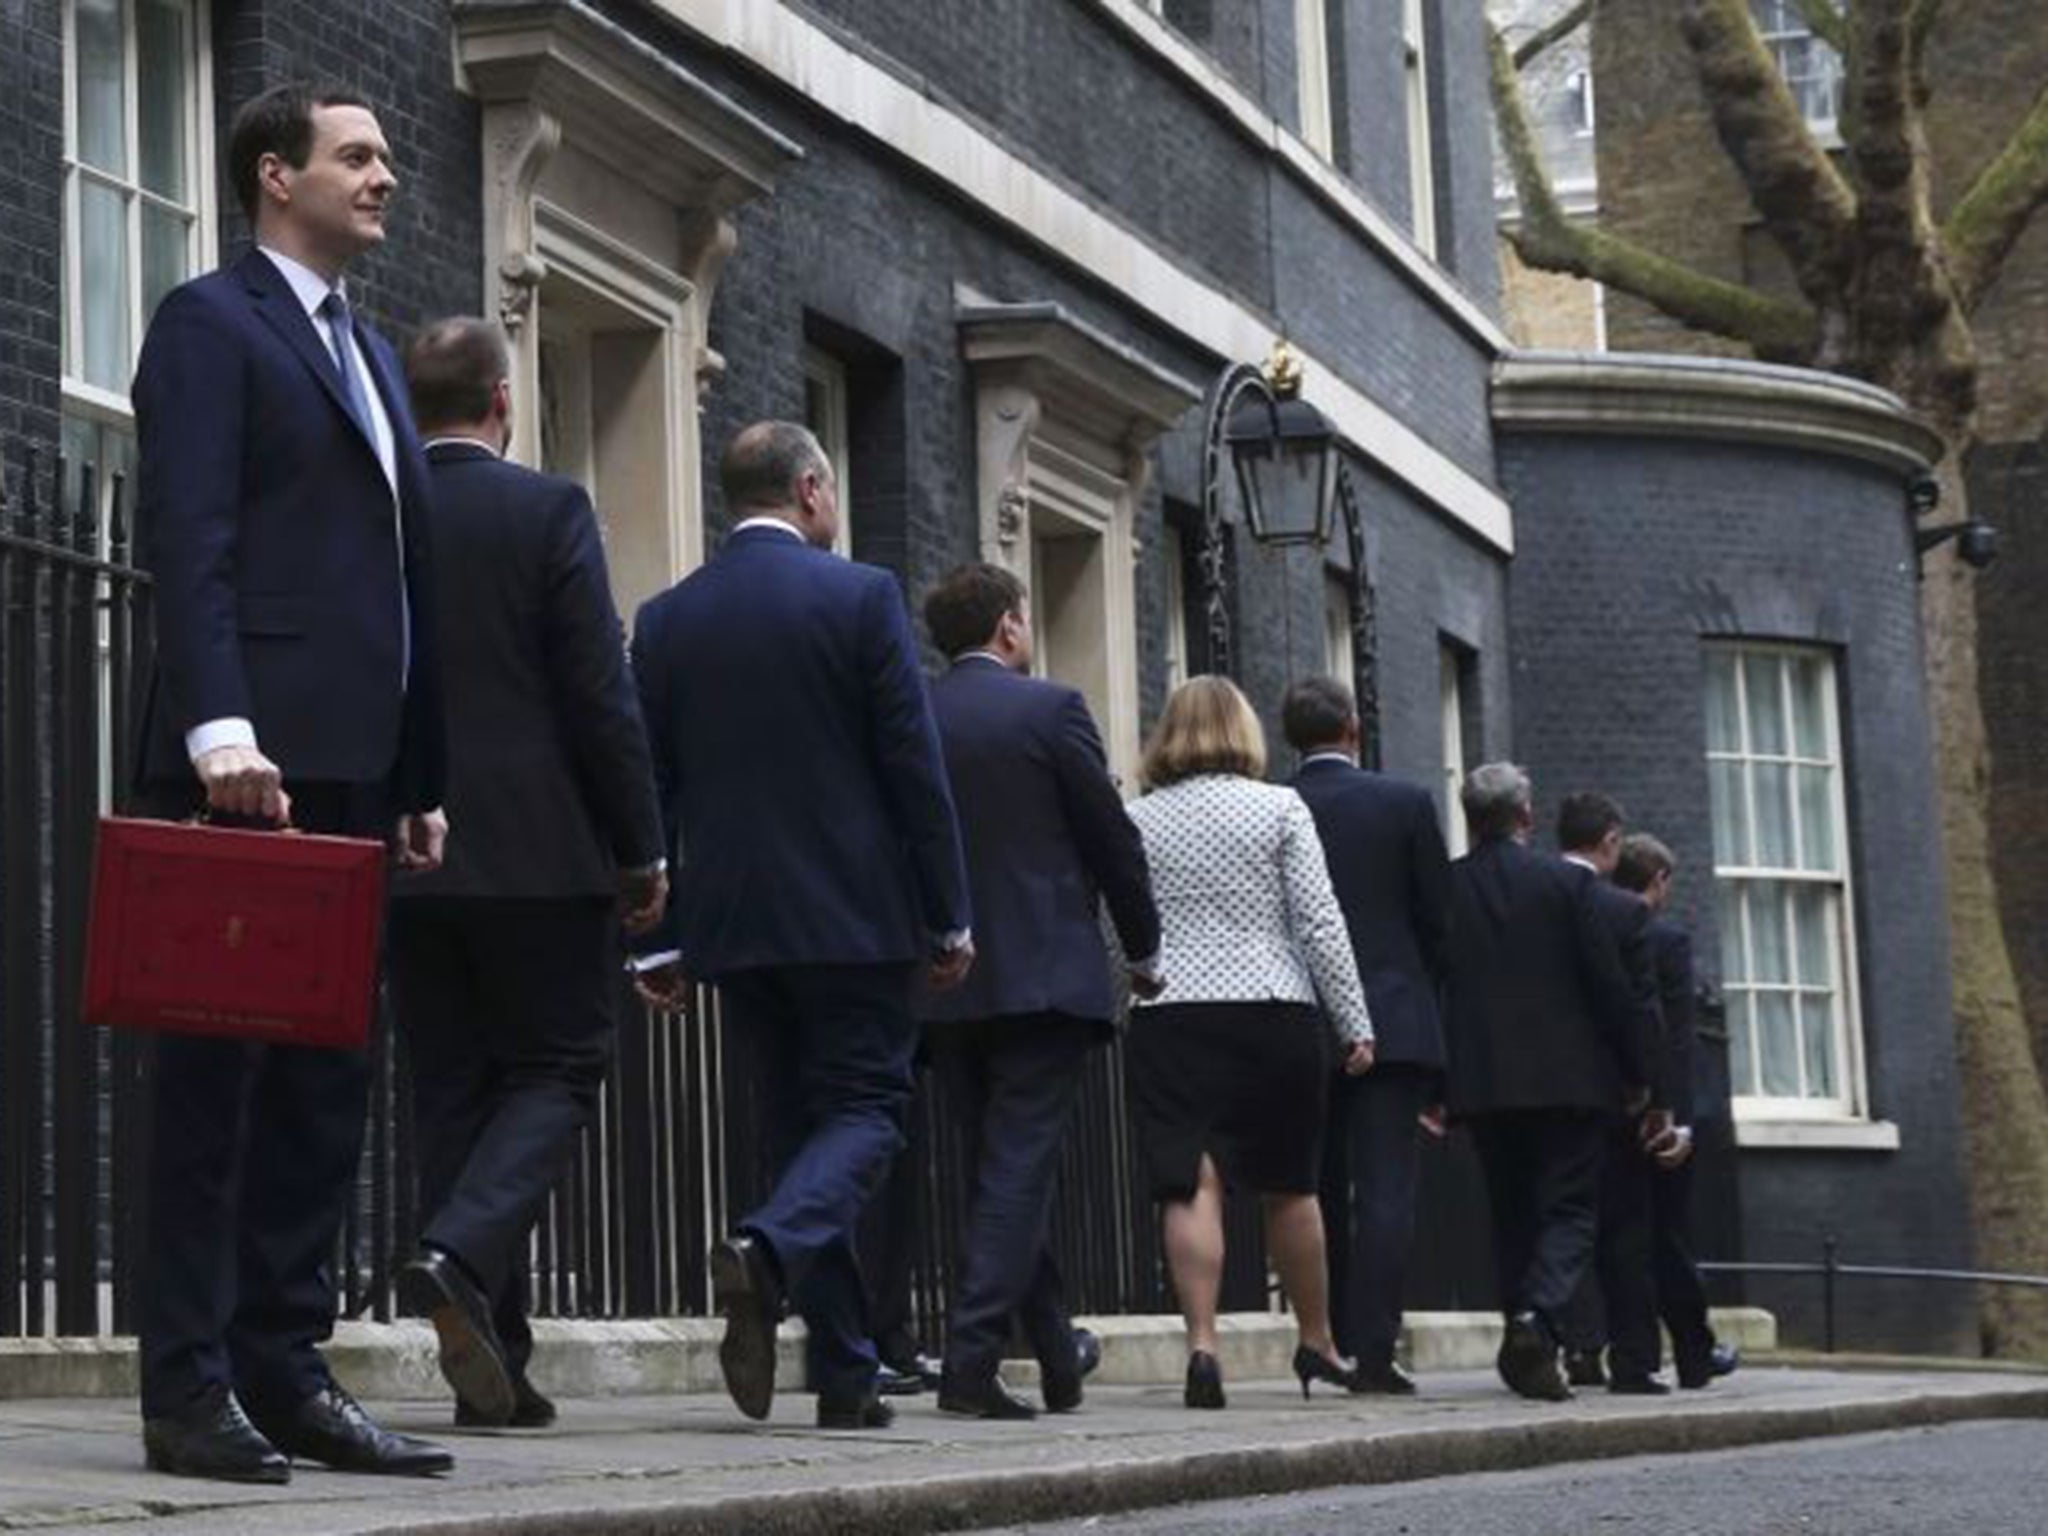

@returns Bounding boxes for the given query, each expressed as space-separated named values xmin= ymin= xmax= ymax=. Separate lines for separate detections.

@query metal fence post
xmin=1822 ymin=1233 xmax=1839 ymax=1353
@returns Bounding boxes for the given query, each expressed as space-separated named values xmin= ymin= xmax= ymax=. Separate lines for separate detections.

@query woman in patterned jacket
xmin=1126 ymin=675 xmax=1376 ymax=1409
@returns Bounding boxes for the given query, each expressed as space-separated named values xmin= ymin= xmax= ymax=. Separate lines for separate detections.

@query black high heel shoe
xmin=1292 ymin=1345 xmax=1363 ymax=1399
xmin=1184 ymin=1350 xmax=1225 ymax=1409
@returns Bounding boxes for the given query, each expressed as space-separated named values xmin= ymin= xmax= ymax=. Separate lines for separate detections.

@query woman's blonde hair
xmin=1141 ymin=674 xmax=1267 ymax=789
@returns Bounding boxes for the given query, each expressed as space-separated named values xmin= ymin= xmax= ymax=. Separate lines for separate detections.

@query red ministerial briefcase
xmin=83 ymin=817 xmax=387 ymax=1049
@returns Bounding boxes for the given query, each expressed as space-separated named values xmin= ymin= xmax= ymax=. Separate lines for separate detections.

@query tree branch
xmin=1791 ymin=0 xmax=1850 ymax=52
xmin=1942 ymin=76 xmax=2048 ymax=313
xmin=1678 ymin=0 xmax=1860 ymax=318
xmin=1487 ymin=22 xmax=1818 ymax=356
xmin=1511 ymin=0 xmax=1593 ymax=70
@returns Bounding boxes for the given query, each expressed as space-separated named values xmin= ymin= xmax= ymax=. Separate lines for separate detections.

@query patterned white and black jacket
xmin=1126 ymin=773 xmax=1374 ymax=1047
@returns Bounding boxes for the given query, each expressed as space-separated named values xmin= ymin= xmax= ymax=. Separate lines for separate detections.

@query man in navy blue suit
xmin=916 ymin=563 xmax=1160 ymax=1420
xmin=1282 ymin=676 xmax=1450 ymax=1396
xmin=131 ymin=85 xmax=449 ymax=1482
xmin=631 ymin=422 xmax=972 ymax=1430
xmin=388 ymin=318 xmax=668 ymax=1430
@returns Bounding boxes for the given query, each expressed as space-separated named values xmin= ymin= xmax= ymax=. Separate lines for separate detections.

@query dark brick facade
xmin=0 ymin=1 xmax=63 ymax=464
xmin=1498 ymin=425 xmax=1975 ymax=1353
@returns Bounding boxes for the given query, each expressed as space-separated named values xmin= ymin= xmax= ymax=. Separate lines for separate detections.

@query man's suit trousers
xmin=1586 ymin=1118 xmax=1661 ymax=1378
xmin=1467 ymin=1108 xmax=1608 ymax=1330
xmin=138 ymin=781 xmax=389 ymax=1418
xmin=1318 ymin=1064 xmax=1433 ymax=1367
xmin=928 ymin=1013 xmax=1095 ymax=1381
xmin=1651 ymin=1155 xmax=1716 ymax=1376
xmin=387 ymin=896 xmax=619 ymax=1374
xmin=719 ymin=962 xmax=919 ymax=1400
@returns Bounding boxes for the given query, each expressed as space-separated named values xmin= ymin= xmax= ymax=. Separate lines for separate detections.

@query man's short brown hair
xmin=404 ymin=317 xmax=509 ymax=433
xmin=1614 ymin=832 xmax=1677 ymax=893
xmin=1142 ymin=675 xmax=1267 ymax=790
xmin=924 ymin=563 xmax=1025 ymax=658
xmin=227 ymin=83 xmax=373 ymax=223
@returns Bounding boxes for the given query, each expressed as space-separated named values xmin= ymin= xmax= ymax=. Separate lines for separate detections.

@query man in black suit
xmin=387 ymin=318 xmax=667 ymax=1430
xmin=916 ymin=564 xmax=1161 ymax=1419
xmin=1440 ymin=765 xmax=1654 ymax=1401
xmin=1556 ymin=793 xmax=1675 ymax=1395
xmin=131 ymin=84 xmax=449 ymax=1483
xmin=631 ymin=422 xmax=972 ymax=1431
xmin=1612 ymin=833 xmax=1738 ymax=1390
xmin=1282 ymin=677 xmax=1450 ymax=1396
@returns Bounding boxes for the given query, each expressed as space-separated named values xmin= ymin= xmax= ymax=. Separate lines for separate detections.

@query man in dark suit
xmin=631 ymin=422 xmax=972 ymax=1431
xmin=1612 ymin=833 xmax=1738 ymax=1390
xmin=130 ymin=85 xmax=450 ymax=1482
xmin=1556 ymin=792 xmax=1675 ymax=1395
xmin=916 ymin=563 xmax=1161 ymax=1419
xmin=386 ymin=318 xmax=668 ymax=1430
xmin=1439 ymin=765 xmax=1654 ymax=1401
xmin=1282 ymin=676 xmax=1450 ymax=1396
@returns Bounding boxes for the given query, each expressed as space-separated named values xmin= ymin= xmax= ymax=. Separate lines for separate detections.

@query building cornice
xmin=1491 ymin=351 xmax=1945 ymax=476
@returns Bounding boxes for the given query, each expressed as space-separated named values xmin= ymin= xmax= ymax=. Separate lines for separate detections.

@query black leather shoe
xmin=397 ymin=1249 xmax=515 ymax=1427
xmin=1184 ymin=1350 xmax=1225 ymax=1410
xmin=456 ymin=1376 xmax=556 ymax=1428
xmin=1564 ymin=1348 xmax=1608 ymax=1388
xmin=879 ymin=1349 xmax=944 ymax=1391
xmin=1609 ymin=1374 xmax=1673 ymax=1396
xmin=874 ymin=1361 xmax=927 ymax=1397
xmin=709 ymin=1234 xmax=782 ymax=1421
xmin=1498 ymin=1312 xmax=1572 ymax=1402
xmin=817 ymin=1390 xmax=897 ymax=1430
xmin=142 ymin=1383 xmax=291 ymax=1484
xmin=1679 ymin=1342 xmax=1740 ymax=1389
xmin=252 ymin=1385 xmax=453 ymax=1475
xmin=937 ymin=1371 xmax=1038 ymax=1420
xmin=1041 ymin=1326 xmax=1101 ymax=1413
xmin=1293 ymin=1344 xmax=1365 ymax=1398
xmin=1350 ymin=1358 xmax=1418 ymax=1396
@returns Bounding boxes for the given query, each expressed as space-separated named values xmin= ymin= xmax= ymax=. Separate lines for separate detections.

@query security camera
xmin=1907 ymin=474 xmax=1941 ymax=517
xmin=1958 ymin=521 xmax=2000 ymax=570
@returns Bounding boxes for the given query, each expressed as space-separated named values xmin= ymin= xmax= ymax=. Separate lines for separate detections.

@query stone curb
xmin=0 ymin=1309 xmax=1780 ymax=1401
xmin=356 ymin=1381 xmax=2048 ymax=1536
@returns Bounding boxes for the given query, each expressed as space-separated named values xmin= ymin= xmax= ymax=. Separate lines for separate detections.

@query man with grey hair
xmin=630 ymin=421 xmax=972 ymax=1431
xmin=1439 ymin=763 xmax=1650 ymax=1401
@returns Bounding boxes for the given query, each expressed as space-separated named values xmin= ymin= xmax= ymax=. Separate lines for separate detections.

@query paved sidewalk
xmin=3 ymin=1365 xmax=2043 ymax=1535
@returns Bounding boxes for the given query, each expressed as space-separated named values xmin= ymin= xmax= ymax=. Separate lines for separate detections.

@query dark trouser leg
xmin=861 ymin=1056 xmax=929 ymax=1364
xmin=1520 ymin=1111 xmax=1609 ymax=1325
xmin=937 ymin=1015 xmax=1092 ymax=1381
xmin=1470 ymin=1114 xmax=1540 ymax=1321
xmin=1651 ymin=1157 xmax=1716 ymax=1373
xmin=1342 ymin=1066 xmax=1431 ymax=1367
xmin=723 ymin=964 xmax=918 ymax=1401
xmin=1594 ymin=1121 xmax=1660 ymax=1379
xmin=1316 ymin=1072 xmax=1358 ymax=1358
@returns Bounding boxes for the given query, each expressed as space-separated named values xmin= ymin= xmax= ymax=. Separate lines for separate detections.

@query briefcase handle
xmin=189 ymin=806 xmax=299 ymax=835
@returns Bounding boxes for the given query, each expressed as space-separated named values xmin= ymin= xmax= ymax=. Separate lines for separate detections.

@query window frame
xmin=1161 ymin=521 xmax=1189 ymax=694
xmin=1439 ymin=640 xmax=1469 ymax=858
xmin=1748 ymin=0 xmax=1844 ymax=143
xmin=802 ymin=345 xmax=853 ymax=557
xmin=1294 ymin=0 xmax=1334 ymax=159
xmin=1705 ymin=640 xmax=1872 ymax=1128
xmin=1402 ymin=0 xmax=1438 ymax=257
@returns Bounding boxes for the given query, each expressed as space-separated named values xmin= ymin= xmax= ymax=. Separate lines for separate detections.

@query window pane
xmin=141 ymin=204 xmax=190 ymax=327
xmin=1705 ymin=651 xmax=1743 ymax=752
xmin=1710 ymin=760 xmax=1749 ymax=866
xmin=1750 ymin=882 xmax=1791 ymax=983
xmin=75 ymin=0 xmax=128 ymax=177
xmin=1792 ymin=883 xmax=1833 ymax=987
xmin=1789 ymin=654 xmax=1829 ymax=759
xmin=1754 ymin=761 xmax=1795 ymax=866
xmin=1796 ymin=765 xmax=1837 ymax=871
xmin=1756 ymin=990 xmax=1800 ymax=1097
xmin=138 ymin=0 xmax=191 ymax=202
xmin=1744 ymin=653 xmax=1788 ymax=754
xmin=1801 ymin=994 xmax=1838 ymax=1100
xmin=1718 ymin=884 xmax=1747 ymax=984
xmin=1727 ymin=992 xmax=1756 ymax=1098
xmin=79 ymin=179 xmax=132 ymax=392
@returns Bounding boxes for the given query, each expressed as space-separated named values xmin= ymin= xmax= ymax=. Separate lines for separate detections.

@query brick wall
xmin=0 ymin=0 xmax=62 ymax=460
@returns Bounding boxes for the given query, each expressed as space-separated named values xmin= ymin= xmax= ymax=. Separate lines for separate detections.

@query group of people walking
xmin=125 ymin=83 xmax=1726 ymax=1489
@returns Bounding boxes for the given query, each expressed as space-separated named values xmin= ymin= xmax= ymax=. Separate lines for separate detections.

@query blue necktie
xmin=319 ymin=291 xmax=378 ymax=447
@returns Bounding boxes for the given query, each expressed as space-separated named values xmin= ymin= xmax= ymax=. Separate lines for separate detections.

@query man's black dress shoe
xmin=1609 ymin=1374 xmax=1673 ymax=1396
xmin=456 ymin=1376 xmax=556 ymax=1429
xmin=1497 ymin=1312 xmax=1572 ymax=1402
xmin=817 ymin=1391 xmax=897 ymax=1430
xmin=875 ymin=1360 xmax=928 ymax=1397
xmin=142 ymin=1383 xmax=291 ymax=1484
xmin=1564 ymin=1348 xmax=1608 ymax=1388
xmin=1349 ymin=1358 xmax=1418 ymax=1396
xmin=709 ymin=1234 xmax=782 ymax=1420
xmin=1678 ymin=1342 xmax=1740 ymax=1389
xmin=252 ymin=1385 xmax=454 ymax=1475
xmin=1041 ymin=1326 xmax=1102 ymax=1413
xmin=937 ymin=1372 xmax=1038 ymax=1420
xmin=396 ymin=1248 xmax=515 ymax=1427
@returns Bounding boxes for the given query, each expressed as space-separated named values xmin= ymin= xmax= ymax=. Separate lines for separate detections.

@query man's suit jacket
xmin=1646 ymin=914 xmax=1700 ymax=1124
xmin=916 ymin=656 xmax=1158 ymax=1028
xmin=1290 ymin=757 xmax=1451 ymax=1070
xmin=1441 ymin=837 xmax=1649 ymax=1118
xmin=630 ymin=526 xmax=970 ymax=977
xmin=395 ymin=441 xmax=662 ymax=900
xmin=131 ymin=249 xmax=442 ymax=809
xmin=1579 ymin=869 xmax=1669 ymax=1110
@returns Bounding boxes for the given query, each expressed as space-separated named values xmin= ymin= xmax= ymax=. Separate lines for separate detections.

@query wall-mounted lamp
xmin=1908 ymin=472 xmax=1999 ymax=573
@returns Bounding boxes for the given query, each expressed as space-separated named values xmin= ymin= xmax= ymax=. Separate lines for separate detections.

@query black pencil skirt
xmin=1126 ymin=999 xmax=1331 ymax=1200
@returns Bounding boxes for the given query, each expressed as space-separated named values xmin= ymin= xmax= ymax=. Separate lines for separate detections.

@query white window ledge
xmin=1733 ymin=1118 xmax=1900 ymax=1152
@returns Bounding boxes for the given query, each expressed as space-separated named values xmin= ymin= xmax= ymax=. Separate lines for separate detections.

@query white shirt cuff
xmin=630 ymin=950 xmax=682 ymax=973
xmin=934 ymin=927 xmax=972 ymax=953
xmin=1131 ymin=954 xmax=1163 ymax=980
xmin=186 ymin=717 xmax=257 ymax=761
